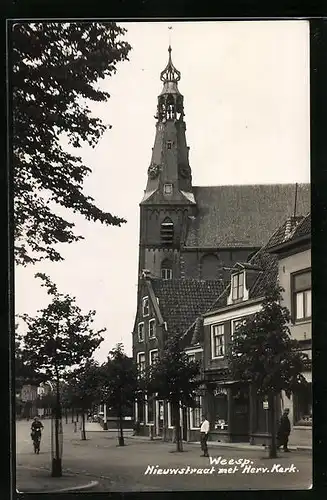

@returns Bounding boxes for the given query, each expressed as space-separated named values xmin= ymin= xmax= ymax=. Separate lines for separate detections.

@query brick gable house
xmin=132 ymin=46 xmax=310 ymax=441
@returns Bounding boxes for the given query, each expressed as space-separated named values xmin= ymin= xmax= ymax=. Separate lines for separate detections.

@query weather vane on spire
xmin=168 ymin=25 xmax=173 ymax=47
xmin=160 ymin=27 xmax=181 ymax=83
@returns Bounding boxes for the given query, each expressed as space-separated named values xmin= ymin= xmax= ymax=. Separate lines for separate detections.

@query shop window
xmin=190 ymin=395 xmax=202 ymax=428
xmin=294 ymin=383 xmax=312 ymax=426
xmin=146 ymin=395 xmax=155 ymax=424
xmin=292 ymin=270 xmax=311 ymax=322
xmin=213 ymin=388 xmax=228 ymax=430
xmin=136 ymin=398 xmax=144 ymax=423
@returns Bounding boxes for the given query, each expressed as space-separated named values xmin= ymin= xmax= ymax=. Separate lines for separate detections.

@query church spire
xmin=156 ymin=45 xmax=184 ymax=123
xmin=160 ymin=45 xmax=181 ymax=84
xmin=141 ymin=46 xmax=195 ymax=206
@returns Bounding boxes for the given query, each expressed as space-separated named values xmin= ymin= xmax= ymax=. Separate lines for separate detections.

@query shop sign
xmin=214 ymin=388 xmax=228 ymax=396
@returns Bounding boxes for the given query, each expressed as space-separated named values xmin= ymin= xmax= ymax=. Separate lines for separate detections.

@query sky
xmin=14 ymin=20 xmax=310 ymax=362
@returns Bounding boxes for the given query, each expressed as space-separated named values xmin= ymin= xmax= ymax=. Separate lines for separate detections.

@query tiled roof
xmin=294 ymin=213 xmax=311 ymax=239
xmin=265 ymin=216 xmax=305 ymax=248
xmin=248 ymin=249 xmax=278 ymax=299
xmin=207 ymin=224 xmax=285 ymax=312
xmin=185 ymin=184 xmax=310 ymax=248
xmin=150 ymin=279 xmax=225 ymax=336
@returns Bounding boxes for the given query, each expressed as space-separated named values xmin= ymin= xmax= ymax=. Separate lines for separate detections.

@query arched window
xmin=161 ymin=259 xmax=173 ymax=280
xmin=160 ymin=218 xmax=174 ymax=245
xmin=200 ymin=254 xmax=220 ymax=280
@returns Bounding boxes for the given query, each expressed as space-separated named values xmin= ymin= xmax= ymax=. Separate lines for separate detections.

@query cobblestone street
xmin=16 ymin=419 xmax=312 ymax=492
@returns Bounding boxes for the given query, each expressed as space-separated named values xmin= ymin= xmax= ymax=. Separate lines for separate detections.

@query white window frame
xmin=231 ymin=272 xmax=244 ymax=300
xmin=142 ymin=296 xmax=149 ymax=317
xmin=190 ymin=395 xmax=202 ymax=430
xmin=136 ymin=352 xmax=146 ymax=377
xmin=292 ymin=270 xmax=311 ymax=322
xmin=211 ymin=324 xmax=225 ymax=359
xmin=137 ymin=322 xmax=144 ymax=342
xmin=148 ymin=319 xmax=156 ymax=339
xmin=161 ymin=268 xmax=173 ymax=280
xmin=149 ymin=348 xmax=158 ymax=365
xmin=167 ymin=402 xmax=183 ymax=429
xmin=145 ymin=394 xmax=155 ymax=425
xmin=163 ymin=183 xmax=173 ymax=194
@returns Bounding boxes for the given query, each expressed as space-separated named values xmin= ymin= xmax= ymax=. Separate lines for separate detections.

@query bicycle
xmin=31 ymin=430 xmax=41 ymax=454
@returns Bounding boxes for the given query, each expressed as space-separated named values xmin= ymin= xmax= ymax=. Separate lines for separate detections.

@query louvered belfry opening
xmin=161 ymin=218 xmax=174 ymax=245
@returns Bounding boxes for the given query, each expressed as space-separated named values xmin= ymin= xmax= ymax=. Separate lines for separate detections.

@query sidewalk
xmin=127 ymin=435 xmax=311 ymax=452
xmin=16 ymin=466 xmax=99 ymax=493
xmin=188 ymin=441 xmax=311 ymax=452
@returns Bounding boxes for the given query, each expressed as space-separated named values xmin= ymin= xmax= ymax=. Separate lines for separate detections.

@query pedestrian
xmin=200 ymin=415 xmax=210 ymax=457
xmin=277 ymin=408 xmax=291 ymax=452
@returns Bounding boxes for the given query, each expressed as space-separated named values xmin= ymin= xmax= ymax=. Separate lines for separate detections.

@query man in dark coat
xmin=277 ymin=408 xmax=291 ymax=452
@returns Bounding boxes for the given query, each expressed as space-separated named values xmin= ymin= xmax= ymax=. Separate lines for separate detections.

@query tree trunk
xmin=65 ymin=408 xmax=68 ymax=424
xmin=268 ymin=393 xmax=277 ymax=459
xmin=71 ymin=407 xmax=74 ymax=423
xmin=118 ymin=400 xmax=124 ymax=446
xmin=76 ymin=411 xmax=79 ymax=422
xmin=173 ymin=402 xmax=183 ymax=452
xmin=81 ymin=411 xmax=86 ymax=440
xmin=52 ymin=373 xmax=62 ymax=477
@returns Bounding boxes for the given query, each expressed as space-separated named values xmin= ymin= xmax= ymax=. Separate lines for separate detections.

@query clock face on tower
xmin=148 ymin=163 xmax=160 ymax=179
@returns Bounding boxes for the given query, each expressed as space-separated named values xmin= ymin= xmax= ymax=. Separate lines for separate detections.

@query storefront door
xmin=231 ymin=385 xmax=249 ymax=442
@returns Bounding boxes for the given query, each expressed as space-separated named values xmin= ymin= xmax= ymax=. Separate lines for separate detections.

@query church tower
xmin=138 ymin=46 xmax=196 ymax=279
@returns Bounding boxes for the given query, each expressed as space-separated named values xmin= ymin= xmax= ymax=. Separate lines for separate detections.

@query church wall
xmin=181 ymin=248 xmax=257 ymax=281
xmin=144 ymin=248 xmax=181 ymax=278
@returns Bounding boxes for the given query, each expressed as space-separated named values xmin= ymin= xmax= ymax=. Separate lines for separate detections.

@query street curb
xmin=190 ymin=442 xmax=312 ymax=452
xmin=41 ymin=480 xmax=99 ymax=493
xmin=16 ymin=466 xmax=99 ymax=493
xmin=17 ymin=480 xmax=99 ymax=494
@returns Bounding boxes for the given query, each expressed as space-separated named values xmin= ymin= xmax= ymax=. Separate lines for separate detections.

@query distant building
xmin=132 ymin=46 xmax=310 ymax=440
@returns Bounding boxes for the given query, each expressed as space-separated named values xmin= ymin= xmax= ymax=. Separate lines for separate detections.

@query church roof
xmin=185 ymin=183 xmax=310 ymax=248
xmin=206 ymin=218 xmax=291 ymax=312
xmin=150 ymin=279 xmax=225 ymax=336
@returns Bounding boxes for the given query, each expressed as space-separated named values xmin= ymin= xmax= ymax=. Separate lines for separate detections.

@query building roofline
xmin=203 ymin=296 xmax=263 ymax=318
xmin=267 ymin=234 xmax=311 ymax=254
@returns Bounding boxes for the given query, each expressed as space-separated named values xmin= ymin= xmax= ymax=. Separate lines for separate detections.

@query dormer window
xmin=142 ymin=297 xmax=149 ymax=317
xmin=164 ymin=183 xmax=173 ymax=195
xmin=231 ymin=272 xmax=244 ymax=301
